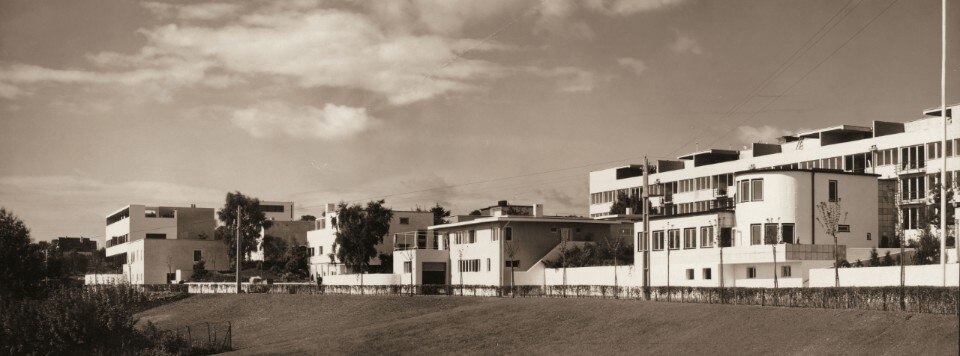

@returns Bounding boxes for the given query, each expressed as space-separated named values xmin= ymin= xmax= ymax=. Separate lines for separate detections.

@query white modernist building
xmin=102 ymin=204 xmax=228 ymax=284
xmin=250 ymin=201 xmax=315 ymax=261
xmin=307 ymin=204 xmax=433 ymax=278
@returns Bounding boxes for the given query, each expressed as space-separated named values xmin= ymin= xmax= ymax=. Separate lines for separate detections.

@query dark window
xmin=260 ymin=204 xmax=285 ymax=213
xmin=764 ymin=223 xmax=778 ymax=244
xmin=781 ymin=266 xmax=792 ymax=277
xmin=146 ymin=233 xmax=166 ymax=239
xmin=703 ymin=268 xmax=712 ymax=280
xmin=829 ymin=180 xmax=838 ymax=202
xmin=193 ymin=250 xmax=202 ymax=262
xmin=504 ymin=227 xmax=513 ymax=241
xmin=686 ymin=269 xmax=694 ymax=280
xmin=505 ymin=260 xmax=520 ymax=268
xmin=838 ymin=224 xmax=851 ymax=233
xmin=399 ymin=217 xmax=410 ymax=225
xmin=782 ymin=224 xmax=795 ymax=244
xmin=747 ymin=267 xmax=757 ymax=279
xmin=404 ymin=261 xmax=412 ymax=273
xmin=751 ymin=224 xmax=762 ymax=245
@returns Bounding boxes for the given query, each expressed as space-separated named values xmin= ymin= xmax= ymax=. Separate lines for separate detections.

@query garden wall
xmin=809 ymin=264 xmax=960 ymax=287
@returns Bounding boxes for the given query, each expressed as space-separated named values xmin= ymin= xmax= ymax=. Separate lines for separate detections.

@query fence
xmin=184 ymin=282 xmax=960 ymax=314
xmin=159 ymin=321 xmax=232 ymax=353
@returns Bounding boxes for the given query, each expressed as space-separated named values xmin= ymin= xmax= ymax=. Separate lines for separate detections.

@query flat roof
xmin=428 ymin=216 xmax=627 ymax=230
xmin=677 ymin=149 xmax=740 ymax=160
xmin=796 ymin=125 xmax=872 ymax=139
xmin=733 ymin=168 xmax=881 ymax=177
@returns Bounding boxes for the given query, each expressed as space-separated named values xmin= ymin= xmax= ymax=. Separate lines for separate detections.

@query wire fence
xmin=158 ymin=321 xmax=233 ymax=353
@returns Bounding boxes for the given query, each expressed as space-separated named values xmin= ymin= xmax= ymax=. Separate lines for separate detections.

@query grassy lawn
xmin=137 ymin=294 xmax=958 ymax=355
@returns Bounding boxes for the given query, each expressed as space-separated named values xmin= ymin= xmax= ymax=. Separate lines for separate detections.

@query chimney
xmin=625 ymin=207 xmax=633 ymax=215
xmin=498 ymin=200 xmax=508 ymax=207
xmin=533 ymin=204 xmax=544 ymax=217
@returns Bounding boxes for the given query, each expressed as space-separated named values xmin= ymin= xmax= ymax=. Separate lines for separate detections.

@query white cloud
xmin=616 ymin=57 xmax=647 ymax=76
xmin=230 ymin=102 xmax=378 ymax=140
xmin=584 ymin=0 xmax=687 ymax=16
xmin=736 ymin=125 xmax=793 ymax=144
xmin=671 ymin=33 xmax=703 ymax=55
xmin=528 ymin=66 xmax=607 ymax=93
xmin=143 ymin=2 xmax=243 ymax=21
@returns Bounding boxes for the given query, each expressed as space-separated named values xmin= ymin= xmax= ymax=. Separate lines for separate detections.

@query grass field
xmin=137 ymin=294 xmax=959 ymax=355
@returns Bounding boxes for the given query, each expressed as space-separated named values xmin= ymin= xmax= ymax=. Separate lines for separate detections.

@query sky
xmin=1 ymin=0 xmax=958 ymax=244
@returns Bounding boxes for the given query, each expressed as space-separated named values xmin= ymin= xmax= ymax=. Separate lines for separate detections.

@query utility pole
xmin=236 ymin=205 xmax=241 ymax=294
xmin=938 ymin=0 xmax=948 ymax=275
xmin=642 ymin=156 xmax=651 ymax=291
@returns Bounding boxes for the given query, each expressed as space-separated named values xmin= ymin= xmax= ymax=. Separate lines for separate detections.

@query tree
xmin=608 ymin=191 xmax=644 ymax=215
xmin=283 ymin=245 xmax=310 ymax=280
xmin=192 ymin=260 xmax=209 ymax=281
xmin=881 ymin=251 xmax=895 ymax=266
xmin=216 ymin=191 xmax=273 ymax=267
xmin=912 ymin=226 xmax=941 ymax=265
xmin=816 ymin=199 xmax=847 ymax=287
xmin=261 ymin=235 xmax=289 ymax=265
xmin=504 ymin=239 xmax=518 ymax=297
xmin=0 ymin=208 xmax=44 ymax=299
xmin=602 ymin=234 xmax=624 ymax=298
xmin=869 ymin=247 xmax=880 ymax=266
xmin=333 ymin=200 xmax=394 ymax=274
xmin=469 ymin=210 xmax=482 ymax=216
xmin=925 ymin=182 xmax=955 ymax=226
xmin=377 ymin=253 xmax=393 ymax=273
xmin=429 ymin=203 xmax=451 ymax=225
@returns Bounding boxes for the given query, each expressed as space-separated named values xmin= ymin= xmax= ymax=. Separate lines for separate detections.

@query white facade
xmin=307 ymin=205 xmax=433 ymax=278
xmin=259 ymin=200 xmax=295 ymax=222
xmin=591 ymin=105 xmax=960 ymax=243
xmin=100 ymin=204 xmax=227 ymax=284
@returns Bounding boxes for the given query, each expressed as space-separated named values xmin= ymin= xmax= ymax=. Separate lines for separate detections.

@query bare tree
xmin=504 ymin=239 xmax=518 ymax=298
xmin=816 ymin=199 xmax=848 ymax=287
xmin=602 ymin=234 xmax=624 ymax=298
xmin=765 ymin=218 xmax=781 ymax=289
xmin=557 ymin=232 xmax=569 ymax=297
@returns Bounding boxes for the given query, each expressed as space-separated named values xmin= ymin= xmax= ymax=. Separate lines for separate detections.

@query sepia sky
xmin=1 ymin=0 xmax=958 ymax=243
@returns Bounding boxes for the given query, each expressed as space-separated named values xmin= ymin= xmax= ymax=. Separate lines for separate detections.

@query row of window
xmin=644 ymin=223 xmax=798 ymax=250
xmin=738 ymin=179 xmax=764 ymax=203
xmin=107 ymin=234 xmax=129 ymax=247
xmin=450 ymin=227 xmax=514 ymax=245
xmin=744 ymin=266 xmax=792 ymax=278
xmin=456 ymin=258 xmax=521 ymax=273
xmin=748 ymin=223 xmax=798 ymax=245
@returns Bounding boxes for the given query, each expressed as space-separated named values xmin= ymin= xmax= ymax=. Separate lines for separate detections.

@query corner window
xmin=828 ymin=180 xmax=838 ymax=202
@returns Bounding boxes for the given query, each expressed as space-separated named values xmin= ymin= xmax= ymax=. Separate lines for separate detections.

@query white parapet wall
xmin=809 ymin=263 xmax=960 ymax=287
xmin=85 ymin=274 xmax=127 ymax=285
xmin=323 ymin=273 xmax=400 ymax=286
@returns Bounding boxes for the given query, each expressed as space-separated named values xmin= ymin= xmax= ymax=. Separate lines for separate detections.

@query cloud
xmin=670 ymin=33 xmax=703 ymax=55
xmin=616 ymin=57 xmax=647 ymax=76
xmin=583 ymin=0 xmax=687 ymax=16
xmin=230 ymin=102 xmax=378 ymax=140
xmin=527 ymin=66 xmax=607 ymax=93
xmin=736 ymin=125 xmax=794 ymax=144
xmin=143 ymin=2 xmax=243 ymax=21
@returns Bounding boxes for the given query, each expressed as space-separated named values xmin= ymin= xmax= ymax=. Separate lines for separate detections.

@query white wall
xmin=809 ymin=263 xmax=960 ymax=287
xmin=323 ymin=273 xmax=399 ymax=286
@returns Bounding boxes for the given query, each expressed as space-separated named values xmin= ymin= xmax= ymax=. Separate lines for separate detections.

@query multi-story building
xmin=429 ymin=204 xmax=633 ymax=287
xmin=250 ymin=201 xmax=315 ymax=261
xmin=307 ymin=204 xmax=433 ymax=278
xmin=591 ymin=105 xmax=959 ymax=242
xmin=636 ymin=169 xmax=879 ymax=288
xmin=103 ymin=204 xmax=228 ymax=284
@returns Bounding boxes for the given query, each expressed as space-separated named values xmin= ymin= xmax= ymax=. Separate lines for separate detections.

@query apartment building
xmin=591 ymin=104 xmax=960 ymax=242
xmin=636 ymin=169 xmax=879 ymax=288
xmin=250 ymin=201 xmax=315 ymax=261
xmin=429 ymin=204 xmax=633 ymax=287
xmin=307 ymin=204 xmax=433 ymax=278
xmin=103 ymin=204 xmax=228 ymax=284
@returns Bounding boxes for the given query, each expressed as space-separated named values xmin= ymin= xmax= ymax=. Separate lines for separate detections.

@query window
xmin=146 ymin=233 xmax=166 ymax=239
xmin=492 ymin=228 xmax=499 ymax=242
xmin=505 ymin=260 xmax=520 ymax=268
xmin=750 ymin=224 xmax=762 ymax=245
xmin=400 ymin=217 xmax=410 ymax=225
xmin=668 ymin=229 xmax=680 ymax=250
xmin=404 ymin=261 xmax=412 ymax=273
xmin=652 ymin=231 xmax=664 ymax=251
xmin=782 ymin=224 xmax=795 ymax=244
xmin=468 ymin=230 xmax=476 ymax=243
xmin=751 ymin=179 xmax=763 ymax=201
xmin=739 ymin=180 xmax=751 ymax=202
xmin=193 ymin=250 xmax=202 ymax=262
xmin=686 ymin=269 xmax=694 ymax=280
xmin=700 ymin=226 xmax=714 ymax=248
xmin=703 ymin=268 xmax=712 ymax=280
xmin=828 ymin=180 xmax=838 ymax=202
xmin=486 ymin=258 xmax=491 ymax=271
xmin=504 ymin=227 xmax=513 ymax=241
xmin=637 ymin=232 xmax=648 ymax=251
xmin=764 ymin=223 xmax=778 ymax=244
xmin=838 ymin=224 xmax=851 ymax=233
xmin=781 ymin=266 xmax=792 ymax=277
xmin=683 ymin=228 xmax=696 ymax=249
xmin=318 ymin=246 xmax=323 ymax=255
xmin=459 ymin=259 xmax=480 ymax=272
xmin=867 ymin=232 xmax=872 ymax=241
xmin=747 ymin=267 xmax=757 ymax=279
